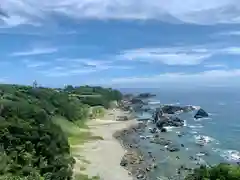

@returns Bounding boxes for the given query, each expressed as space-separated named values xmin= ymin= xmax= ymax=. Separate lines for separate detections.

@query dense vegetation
xmin=0 ymin=83 xmax=122 ymax=180
xmin=185 ymin=163 xmax=240 ymax=180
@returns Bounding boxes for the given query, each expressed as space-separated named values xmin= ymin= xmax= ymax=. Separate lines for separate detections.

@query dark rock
xmin=130 ymin=98 xmax=145 ymax=104
xmin=146 ymin=167 xmax=151 ymax=171
xmin=161 ymin=105 xmax=195 ymax=114
xmin=150 ymin=127 xmax=157 ymax=133
xmin=161 ymin=105 xmax=183 ymax=114
xmin=156 ymin=120 xmax=165 ymax=129
xmin=181 ymin=144 xmax=184 ymax=147
xmin=167 ymin=144 xmax=180 ymax=152
xmin=194 ymin=108 xmax=208 ymax=119
xmin=150 ymin=138 xmax=172 ymax=146
xmin=178 ymin=132 xmax=185 ymax=137
xmin=153 ymin=164 xmax=157 ymax=168
xmin=120 ymin=157 xmax=128 ymax=167
xmin=156 ymin=116 xmax=184 ymax=129
xmin=136 ymin=93 xmax=156 ymax=99
xmin=161 ymin=128 xmax=167 ymax=132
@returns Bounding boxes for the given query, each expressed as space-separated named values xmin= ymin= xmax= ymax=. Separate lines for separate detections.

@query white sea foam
xmin=190 ymin=131 xmax=198 ymax=134
xmin=148 ymin=101 xmax=161 ymax=105
xmin=196 ymin=153 xmax=206 ymax=157
xmin=194 ymin=117 xmax=212 ymax=122
xmin=194 ymin=135 xmax=215 ymax=145
xmin=213 ymin=148 xmax=240 ymax=162
xmin=189 ymin=124 xmax=204 ymax=129
xmin=192 ymin=105 xmax=201 ymax=110
xmin=184 ymin=120 xmax=187 ymax=126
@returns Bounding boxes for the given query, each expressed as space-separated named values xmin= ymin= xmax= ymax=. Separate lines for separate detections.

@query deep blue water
xmin=121 ymin=88 xmax=240 ymax=179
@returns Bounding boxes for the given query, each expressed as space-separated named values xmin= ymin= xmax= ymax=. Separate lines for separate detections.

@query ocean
xmin=121 ymin=88 xmax=240 ymax=179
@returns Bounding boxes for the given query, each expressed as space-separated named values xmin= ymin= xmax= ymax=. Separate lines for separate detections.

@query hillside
xmin=0 ymin=84 xmax=122 ymax=180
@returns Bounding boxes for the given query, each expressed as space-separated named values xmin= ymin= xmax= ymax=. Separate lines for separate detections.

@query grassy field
xmin=52 ymin=116 xmax=103 ymax=180
xmin=52 ymin=116 xmax=103 ymax=145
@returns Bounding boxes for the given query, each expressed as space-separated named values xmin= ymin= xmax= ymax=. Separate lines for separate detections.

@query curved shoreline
xmin=73 ymin=109 xmax=139 ymax=180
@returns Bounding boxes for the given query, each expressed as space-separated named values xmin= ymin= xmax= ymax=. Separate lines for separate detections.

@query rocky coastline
xmin=115 ymin=93 xmax=210 ymax=180
xmin=114 ymin=122 xmax=151 ymax=180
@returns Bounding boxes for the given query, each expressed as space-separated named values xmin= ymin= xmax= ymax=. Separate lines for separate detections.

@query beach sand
xmin=73 ymin=109 xmax=137 ymax=180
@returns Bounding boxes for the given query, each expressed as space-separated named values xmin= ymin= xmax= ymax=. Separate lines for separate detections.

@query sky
xmin=0 ymin=0 xmax=240 ymax=89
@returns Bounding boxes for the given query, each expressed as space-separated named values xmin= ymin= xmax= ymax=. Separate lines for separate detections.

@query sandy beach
xmin=73 ymin=108 xmax=138 ymax=180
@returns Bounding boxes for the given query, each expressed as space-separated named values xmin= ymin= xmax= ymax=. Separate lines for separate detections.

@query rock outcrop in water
xmin=136 ymin=93 xmax=156 ymax=99
xmin=156 ymin=116 xmax=184 ymax=129
xmin=161 ymin=105 xmax=195 ymax=114
xmin=194 ymin=108 xmax=209 ymax=119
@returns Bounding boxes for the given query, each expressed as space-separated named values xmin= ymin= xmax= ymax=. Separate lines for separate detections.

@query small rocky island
xmin=194 ymin=108 xmax=209 ymax=119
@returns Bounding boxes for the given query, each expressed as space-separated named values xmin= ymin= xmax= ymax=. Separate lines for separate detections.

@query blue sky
xmin=0 ymin=0 xmax=240 ymax=88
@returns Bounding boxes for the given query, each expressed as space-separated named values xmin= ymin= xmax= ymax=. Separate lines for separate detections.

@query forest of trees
xmin=185 ymin=163 xmax=240 ymax=180
xmin=0 ymin=84 xmax=123 ymax=180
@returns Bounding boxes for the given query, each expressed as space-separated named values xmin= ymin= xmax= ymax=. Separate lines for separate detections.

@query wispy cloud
xmin=216 ymin=31 xmax=240 ymax=36
xmin=39 ymin=58 xmax=133 ymax=77
xmin=1 ymin=0 xmax=240 ymax=27
xmin=10 ymin=47 xmax=58 ymax=56
xmin=22 ymin=59 xmax=50 ymax=68
xmin=41 ymin=68 xmax=97 ymax=77
xmin=204 ymin=64 xmax=228 ymax=69
xmin=118 ymin=45 xmax=240 ymax=66
xmin=103 ymin=69 xmax=240 ymax=87
xmin=118 ymin=47 xmax=212 ymax=65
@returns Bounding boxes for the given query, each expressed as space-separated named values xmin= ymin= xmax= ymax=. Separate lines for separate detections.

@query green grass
xmin=74 ymin=174 xmax=100 ymax=180
xmin=52 ymin=116 xmax=103 ymax=146
xmin=52 ymin=116 xmax=103 ymax=180
xmin=69 ymin=132 xmax=103 ymax=146
xmin=52 ymin=116 xmax=83 ymax=136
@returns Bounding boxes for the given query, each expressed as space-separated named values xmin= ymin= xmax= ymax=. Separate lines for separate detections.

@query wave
xmin=164 ymin=126 xmax=178 ymax=131
xmin=148 ymin=101 xmax=161 ymax=105
xmin=213 ymin=148 xmax=240 ymax=163
xmin=194 ymin=135 xmax=216 ymax=145
xmin=190 ymin=131 xmax=198 ymax=134
xmin=188 ymin=124 xmax=204 ymax=129
xmin=184 ymin=120 xmax=187 ymax=127
xmin=218 ymin=102 xmax=226 ymax=106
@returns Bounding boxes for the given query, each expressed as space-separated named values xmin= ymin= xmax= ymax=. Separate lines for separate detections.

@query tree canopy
xmin=0 ymin=84 xmax=122 ymax=180
xmin=185 ymin=163 xmax=240 ymax=180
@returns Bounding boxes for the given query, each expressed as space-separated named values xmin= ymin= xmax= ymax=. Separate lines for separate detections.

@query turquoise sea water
xmin=121 ymin=88 xmax=240 ymax=179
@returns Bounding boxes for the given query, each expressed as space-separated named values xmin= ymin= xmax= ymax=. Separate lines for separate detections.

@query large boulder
xmin=161 ymin=105 xmax=183 ymax=114
xmin=194 ymin=108 xmax=208 ymax=119
xmin=161 ymin=105 xmax=195 ymax=114
xmin=156 ymin=116 xmax=184 ymax=128
xmin=161 ymin=128 xmax=167 ymax=132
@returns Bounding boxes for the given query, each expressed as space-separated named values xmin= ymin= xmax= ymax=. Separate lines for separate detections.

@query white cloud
xmin=217 ymin=31 xmax=240 ymax=36
xmin=22 ymin=59 xmax=50 ymax=68
xmin=221 ymin=47 xmax=240 ymax=55
xmin=119 ymin=47 xmax=212 ymax=65
xmin=1 ymin=0 xmax=240 ymax=27
xmin=204 ymin=64 xmax=228 ymax=68
xmin=39 ymin=58 xmax=133 ymax=77
xmin=10 ymin=47 xmax=58 ymax=56
xmin=40 ymin=68 xmax=98 ymax=77
xmin=118 ymin=45 xmax=240 ymax=66
xmin=103 ymin=69 xmax=240 ymax=87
